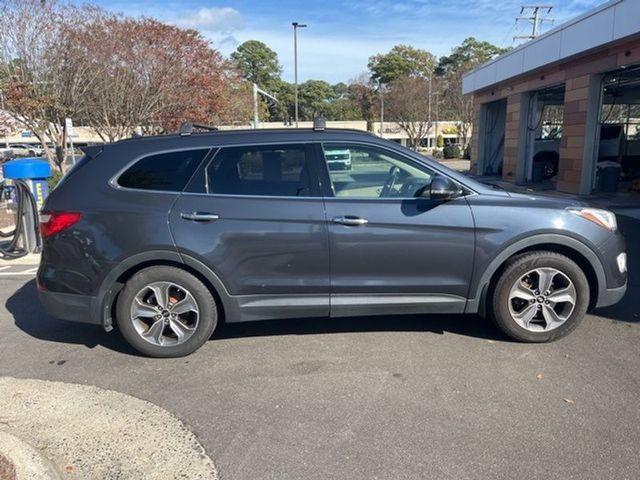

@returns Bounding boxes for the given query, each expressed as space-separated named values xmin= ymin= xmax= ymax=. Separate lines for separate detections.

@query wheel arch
xmin=93 ymin=250 xmax=233 ymax=331
xmin=467 ymin=234 xmax=605 ymax=316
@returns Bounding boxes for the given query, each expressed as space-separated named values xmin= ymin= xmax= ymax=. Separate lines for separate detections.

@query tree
xmin=71 ymin=17 xmax=251 ymax=141
xmin=385 ymin=76 xmax=434 ymax=150
xmin=368 ymin=45 xmax=436 ymax=85
xmin=268 ymin=80 xmax=295 ymax=122
xmin=436 ymin=38 xmax=510 ymax=147
xmin=298 ymin=80 xmax=335 ymax=120
xmin=231 ymin=40 xmax=282 ymax=89
xmin=0 ymin=0 xmax=103 ymax=169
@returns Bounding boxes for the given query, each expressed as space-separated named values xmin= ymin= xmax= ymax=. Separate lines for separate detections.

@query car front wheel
xmin=116 ymin=266 xmax=218 ymax=357
xmin=490 ymin=251 xmax=589 ymax=342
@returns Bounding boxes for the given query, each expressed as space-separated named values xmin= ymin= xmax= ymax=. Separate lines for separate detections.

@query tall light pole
xmin=292 ymin=21 xmax=307 ymax=128
xmin=378 ymin=81 xmax=385 ymax=138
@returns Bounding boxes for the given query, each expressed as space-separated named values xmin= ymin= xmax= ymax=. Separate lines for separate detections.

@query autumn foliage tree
xmin=0 ymin=0 xmax=97 ymax=169
xmin=1 ymin=1 xmax=251 ymax=169
xmin=71 ymin=17 xmax=251 ymax=141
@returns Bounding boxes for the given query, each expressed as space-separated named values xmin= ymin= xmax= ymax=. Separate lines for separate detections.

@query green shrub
xmin=443 ymin=145 xmax=461 ymax=159
xmin=436 ymin=134 xmax=444 ymax=148
xmin=47 ymin=169 xmax=64 ymax=191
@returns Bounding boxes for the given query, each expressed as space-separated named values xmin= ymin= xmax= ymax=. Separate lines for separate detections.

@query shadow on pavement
xmin=7 ymin=280 xmax=509 ymax=353
xmin=6 ymin=279 xmax=138 ymax=355
xmin=214 ymin=313 xmax=508 ymax=342
xmin=592 ymin=211 xmax=640 ymax=323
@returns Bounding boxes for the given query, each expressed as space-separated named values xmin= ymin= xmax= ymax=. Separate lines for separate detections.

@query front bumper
xmin=38 ymin=290 xmax=100 ymax=325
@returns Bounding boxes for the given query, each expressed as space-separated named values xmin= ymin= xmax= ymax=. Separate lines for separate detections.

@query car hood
xmin=505 ymin=190 xmax=587 ymax=209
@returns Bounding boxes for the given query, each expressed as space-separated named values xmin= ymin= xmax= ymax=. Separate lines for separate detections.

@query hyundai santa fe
xmin=37 ymin=126 xmax=628 ymax=357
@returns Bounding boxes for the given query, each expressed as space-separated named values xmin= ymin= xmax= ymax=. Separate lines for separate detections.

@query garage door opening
xmin=524 ymin=84 xmax=566 ymax=186
xmin=594 ymin=65 xmax=640 ymax=194
xmin=480 ymin=99 xmax=506 ymax=176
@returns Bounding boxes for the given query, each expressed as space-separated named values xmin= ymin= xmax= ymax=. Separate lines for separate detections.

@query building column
xmin=469 ymin=102 xmax=482 ymax=175
xmin=502 ymin=94 xmax=522 ymax=180
xmin=557 ymin=74 xmax=601 ymax=194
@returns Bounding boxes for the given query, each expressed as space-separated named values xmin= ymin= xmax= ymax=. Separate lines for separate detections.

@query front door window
xmin=322 ymin=144 xmax=434 ymax=199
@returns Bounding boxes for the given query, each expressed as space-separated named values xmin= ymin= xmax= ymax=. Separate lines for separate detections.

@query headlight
xmin=568 ymin=208 xmax=617 ymax=232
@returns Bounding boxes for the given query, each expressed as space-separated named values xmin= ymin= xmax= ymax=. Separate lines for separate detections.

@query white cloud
xmin=173 ymin=7 xmax=243 ymax=33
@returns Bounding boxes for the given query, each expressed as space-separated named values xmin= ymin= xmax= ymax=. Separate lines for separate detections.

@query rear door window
xmin=118 ymin=149 xmax=210 ymax=192
xmin=205 ymin=144 xmax=314 ymax=197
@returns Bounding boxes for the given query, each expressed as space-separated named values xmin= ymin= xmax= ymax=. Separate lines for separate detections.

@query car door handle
xmin=180 ymin=212 xmax=220 ymax=222
xmin=332 ymin=216 xmax=368 ymax=226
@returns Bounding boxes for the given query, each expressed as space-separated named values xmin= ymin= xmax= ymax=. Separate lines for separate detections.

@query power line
xmin=514 ymin=5 xmax=554 ymax=42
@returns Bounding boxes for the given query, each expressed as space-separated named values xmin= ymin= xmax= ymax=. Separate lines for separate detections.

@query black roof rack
xmin=179 ymin=121 xmax=219 ymax=136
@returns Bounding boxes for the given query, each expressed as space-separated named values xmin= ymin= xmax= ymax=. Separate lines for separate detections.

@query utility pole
xmin=434 ymin=92 xmax=440 ymax=149
xmin=428 ymin=75 xmax=432 ymax=148
xmin=292 ymin=21 xmax=307 ymax=128
xmin=514 ymin=5 xmax=554 ymax=42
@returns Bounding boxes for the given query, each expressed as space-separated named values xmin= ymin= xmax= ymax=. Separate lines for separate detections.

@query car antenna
xmin=179 ymin=121 xmax=219 ymax=136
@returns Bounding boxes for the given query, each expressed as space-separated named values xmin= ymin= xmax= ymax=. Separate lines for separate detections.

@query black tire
xmin=489 ymin=251 xmax=589 ymax=342
xmin=116 ymin=266 xmax=217 ymax=357
xmin=533 ymin=151 xmax=559 ymax=179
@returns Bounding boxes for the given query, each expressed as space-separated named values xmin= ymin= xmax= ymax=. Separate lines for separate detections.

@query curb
xmin=0 ymin=430 xmax=61 ymax=480
xmin=0 ymin=377 xmax=219 ymax=479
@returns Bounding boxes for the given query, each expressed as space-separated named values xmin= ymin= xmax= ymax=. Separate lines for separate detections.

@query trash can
xmin=532 ymin=161 xmax=545 ymax=183
xmin=597 ymin=161 xmax=621 ymax=193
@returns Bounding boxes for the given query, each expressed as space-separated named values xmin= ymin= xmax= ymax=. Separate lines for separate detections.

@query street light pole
xmin=292 ymin=21 xmax=307 ymax=128
xmin=378 ymin=82 xmax=385 ymax=138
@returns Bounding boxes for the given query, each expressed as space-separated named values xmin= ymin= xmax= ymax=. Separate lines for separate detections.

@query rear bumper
xmin=38 ymin=290 xmax=100 ymax=325
xmin=595 ymin=281 xmax=627 ymax=308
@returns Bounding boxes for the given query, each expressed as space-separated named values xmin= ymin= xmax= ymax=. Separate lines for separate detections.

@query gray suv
xmin=37 ymin=127 xmax=627 ymax=357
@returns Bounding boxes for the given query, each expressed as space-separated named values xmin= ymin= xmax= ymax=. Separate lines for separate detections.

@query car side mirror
xmin=429 ymin=175 xmax=461 ymax=200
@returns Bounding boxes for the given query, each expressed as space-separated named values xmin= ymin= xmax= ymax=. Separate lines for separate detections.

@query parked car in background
xmin=324 ymin=148 xmax=352 ymax=170
xmin=0 ymin=147 xmax=14 ymax=163
xmin=9 ymin=143 xmax=44 ymax=157
xmin=38 ymin=127 xmax=627 ymax=357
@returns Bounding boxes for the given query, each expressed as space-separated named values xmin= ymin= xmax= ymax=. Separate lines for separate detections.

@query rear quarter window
xmin=118 ymin=149 xmax=210 ymax=192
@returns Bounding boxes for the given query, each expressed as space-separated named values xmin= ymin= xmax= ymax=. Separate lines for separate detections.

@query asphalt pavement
xmin=0 ymin=209 xmax=638 ymax=480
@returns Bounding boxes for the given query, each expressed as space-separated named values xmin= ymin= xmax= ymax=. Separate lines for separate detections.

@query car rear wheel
xmin=490 ymin=251 xmax=589 ymax=342
xmin=116 ymin=266 xmax=217 ymax=357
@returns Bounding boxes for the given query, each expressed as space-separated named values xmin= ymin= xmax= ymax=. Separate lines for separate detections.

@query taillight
xmin=39 ymin=211 xmax=82 ymax=238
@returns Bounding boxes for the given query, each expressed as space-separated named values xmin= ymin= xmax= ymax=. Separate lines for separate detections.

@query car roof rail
xmin=179 ymin=121 xmax=219 ymax=136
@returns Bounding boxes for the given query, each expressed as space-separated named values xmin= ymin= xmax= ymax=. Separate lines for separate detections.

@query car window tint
xmin=118 ymin=149 xmax=209 ymax=191
xmin=207 ymin=145 xmax=312 ymax=197
xmin=322 ymin=144 xmax=434 ymax=199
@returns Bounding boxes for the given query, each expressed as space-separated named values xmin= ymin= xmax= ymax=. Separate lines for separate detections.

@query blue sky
xmin=80 ymin=0 xmax=607 ymax=83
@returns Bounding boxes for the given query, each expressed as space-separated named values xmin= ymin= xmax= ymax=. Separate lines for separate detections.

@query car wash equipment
xmin=1 ymin=158 xmax=51 ymax=259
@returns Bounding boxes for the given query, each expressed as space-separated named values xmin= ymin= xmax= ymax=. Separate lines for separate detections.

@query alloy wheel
xmin=130 ymin=281 xmax=199 ymax=347
xmin=508 ymin=267 xmax=576 ymax=332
